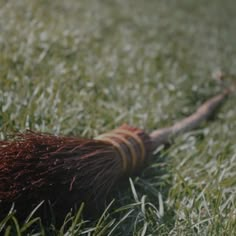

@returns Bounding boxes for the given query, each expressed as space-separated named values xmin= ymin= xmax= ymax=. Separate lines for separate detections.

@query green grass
xmin=0 ymin=0 xmax=236 ymax=235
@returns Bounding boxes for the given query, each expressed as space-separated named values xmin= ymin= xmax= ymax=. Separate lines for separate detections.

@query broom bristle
xmin=0 ymin=125 xmax=151 ymax=219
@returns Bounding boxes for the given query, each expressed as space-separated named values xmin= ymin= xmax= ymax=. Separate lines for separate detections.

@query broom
xmin=0 ymin=85 xmax=232 ymax=219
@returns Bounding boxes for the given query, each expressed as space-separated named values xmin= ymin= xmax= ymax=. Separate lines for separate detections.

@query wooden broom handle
xmin=150 ymin=88 xmax=230 ymax=149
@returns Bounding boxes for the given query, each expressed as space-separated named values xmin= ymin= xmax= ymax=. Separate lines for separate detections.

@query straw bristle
xmin=0 ymin=131 xmax=121 ymax=218
xmin=0 ymin=125 xmax=152 ymax=219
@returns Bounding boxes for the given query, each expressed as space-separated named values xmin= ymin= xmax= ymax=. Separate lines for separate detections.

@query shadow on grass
xmin=107 ymin=148 xmax=176 ymax=235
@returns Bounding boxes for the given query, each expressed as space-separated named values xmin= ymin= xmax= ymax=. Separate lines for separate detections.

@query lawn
xmin=0 ymin=0 xmax=236 ymax=235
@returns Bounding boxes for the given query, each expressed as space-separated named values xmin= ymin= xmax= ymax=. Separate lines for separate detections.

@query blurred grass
xmin=0 ymin=0 xmax=236 ymax=235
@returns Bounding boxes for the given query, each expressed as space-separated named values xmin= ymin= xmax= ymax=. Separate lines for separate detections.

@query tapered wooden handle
xmin=150 ymin=89 xmax=230 ymax=149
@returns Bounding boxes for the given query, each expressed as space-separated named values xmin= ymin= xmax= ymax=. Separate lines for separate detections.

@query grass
xmin=0 ymin=0 xmax=236 ymax=235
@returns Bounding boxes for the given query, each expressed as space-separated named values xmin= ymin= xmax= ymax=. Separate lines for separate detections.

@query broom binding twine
xmin=96 ymin=127 xmax=146 ymax=174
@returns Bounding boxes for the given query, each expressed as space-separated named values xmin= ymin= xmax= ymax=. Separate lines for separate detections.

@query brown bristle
xmin=0 ymin=126 xmax=152 ymax=220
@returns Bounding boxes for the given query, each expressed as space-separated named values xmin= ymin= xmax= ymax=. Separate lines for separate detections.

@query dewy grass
xmin=0 ymin=0 xmax=236 ymax=235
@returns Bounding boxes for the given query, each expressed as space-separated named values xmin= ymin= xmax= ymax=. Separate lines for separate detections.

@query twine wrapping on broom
xmin=96 ymin=125 xmax=149 ymax=174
